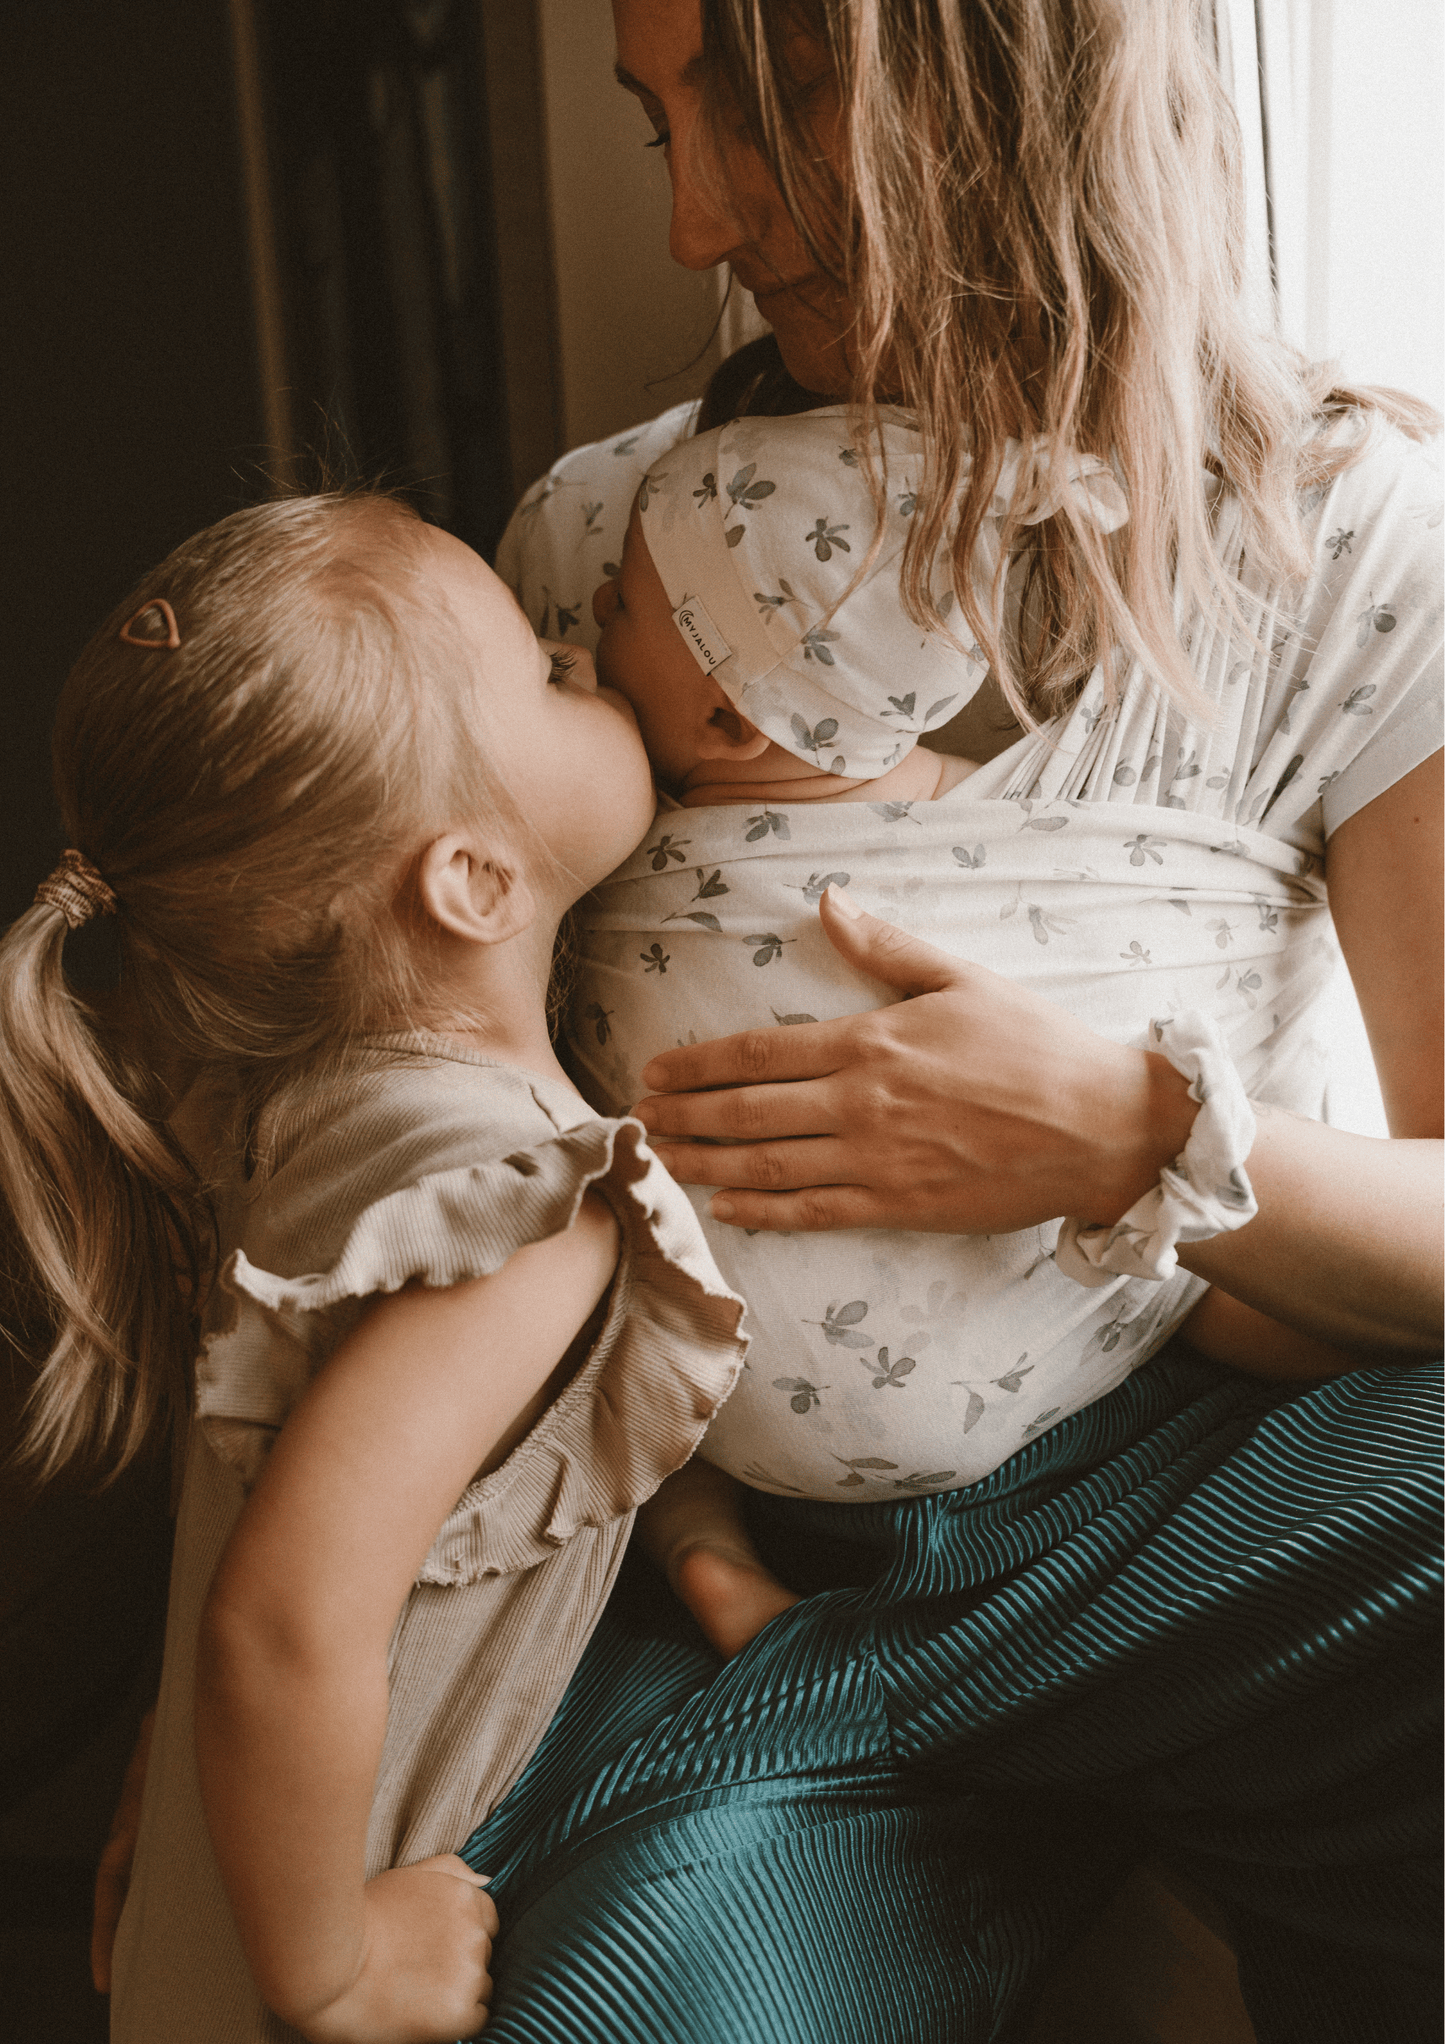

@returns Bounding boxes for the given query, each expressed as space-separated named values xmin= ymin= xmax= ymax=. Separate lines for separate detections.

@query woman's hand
xmin=635 ymin=886 xmax=1197 ymax=1235
xmin=91 ymin=1707 xmax=155 ymax=1992
xmin=299 ymin=1857 xmax=497 ymax=2044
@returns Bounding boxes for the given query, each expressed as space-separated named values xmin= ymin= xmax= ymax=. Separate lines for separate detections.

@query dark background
xmin=1 ymin=0 xmax=558 ymax=927
xmin=0 ymin=5 xmax=557 ymax=2032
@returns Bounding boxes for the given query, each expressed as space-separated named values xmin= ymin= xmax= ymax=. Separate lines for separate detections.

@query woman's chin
xmin=759 ymin=309 xmax=851 ymax=401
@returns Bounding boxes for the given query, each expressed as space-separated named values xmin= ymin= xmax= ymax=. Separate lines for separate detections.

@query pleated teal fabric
xmin=462 ymin=1349 xmax=1443 ymax=2044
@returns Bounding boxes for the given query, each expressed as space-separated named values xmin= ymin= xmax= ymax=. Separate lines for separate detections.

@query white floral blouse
xmin=499 ymin=408 xmax=1442 ymax=1501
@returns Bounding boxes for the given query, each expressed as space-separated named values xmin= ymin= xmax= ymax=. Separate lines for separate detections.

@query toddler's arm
xmin=196 ymin=1192 xmax=620 ymax=2044
xmin=637 ymin=1458 xmax=799 ymax=1658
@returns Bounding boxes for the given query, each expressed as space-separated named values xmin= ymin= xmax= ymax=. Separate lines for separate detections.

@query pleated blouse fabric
xmin=110 ymin=1038 xmax=746 ymax=2044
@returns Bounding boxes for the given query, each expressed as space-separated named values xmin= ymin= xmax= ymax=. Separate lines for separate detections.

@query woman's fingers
xmin=637 ymin=1077 xmax=840 ymax=1144
xmin=647 ymin=1134 xmax=857 ymax=1191
xmin=636 ymin=886 xmax=1184 ymax=1235
xmin=640 ymin=1015 xmax=853 ymax=1096
xmin=707 ymin=1184 xmax=887 ymax=1233
xmin=815 ymin=882 xmax=972 ymax=991
xmin=638 ymin=890 xmax=970 ymax=1099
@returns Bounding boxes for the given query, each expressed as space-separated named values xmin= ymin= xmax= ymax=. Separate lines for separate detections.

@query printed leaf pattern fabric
xmin=570 ymin=786 xmax=1341 ymax=1499
xmin=499 ymin=407 xmax=1442 ymax=1502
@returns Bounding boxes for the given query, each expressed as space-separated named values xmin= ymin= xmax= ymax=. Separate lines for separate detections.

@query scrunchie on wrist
xmin=1054 ymin=1011 xmax=1258 ymax=1288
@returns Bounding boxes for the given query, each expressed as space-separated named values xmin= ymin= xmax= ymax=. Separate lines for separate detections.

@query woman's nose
xmin=592 ymin=576 xmax=619 ymax=629
xmin=666 ymin=129 xmax=742 ymax=271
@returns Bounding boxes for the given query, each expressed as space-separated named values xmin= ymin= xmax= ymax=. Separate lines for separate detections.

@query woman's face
xmin=611 ymin=0 xmax=853 ymax=397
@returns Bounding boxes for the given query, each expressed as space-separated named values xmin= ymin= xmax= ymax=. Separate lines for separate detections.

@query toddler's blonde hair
xmin=1 ymin=493 xmax=500 ymax=1482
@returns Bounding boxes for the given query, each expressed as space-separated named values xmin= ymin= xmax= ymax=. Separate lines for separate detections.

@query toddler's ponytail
xmin=0 ymin=892 xmax=199 ymax=1482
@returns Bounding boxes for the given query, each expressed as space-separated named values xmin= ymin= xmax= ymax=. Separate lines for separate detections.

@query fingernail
xmin=824 ymin=883 xmax=863 ymax=919
xmin=710 ymin=1196 xmax=736 ymax=1221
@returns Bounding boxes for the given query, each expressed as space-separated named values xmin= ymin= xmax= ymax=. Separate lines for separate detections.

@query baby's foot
xmin=671 ymin=1541 xmax=800 ymax=1659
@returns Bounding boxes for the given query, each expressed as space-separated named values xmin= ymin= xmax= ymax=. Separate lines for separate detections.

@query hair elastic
xmin=34 ymin=849 xmax=118 ymax=930
xmin=118 ymin=598 xmax=181 ymax=650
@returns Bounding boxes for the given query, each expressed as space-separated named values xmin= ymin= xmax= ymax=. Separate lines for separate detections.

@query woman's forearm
xmin=1179 ymin=1108 xmax=1443 ymax=1355
xmin=636 ymin=881 xmax=1443 ymax=1358
xmin=195 ymin=1603 xmax=386 ymax=2027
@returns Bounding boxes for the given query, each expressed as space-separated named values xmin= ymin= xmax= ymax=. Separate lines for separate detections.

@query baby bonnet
xmin=638 ymin=405 xmax=1127 ymax=778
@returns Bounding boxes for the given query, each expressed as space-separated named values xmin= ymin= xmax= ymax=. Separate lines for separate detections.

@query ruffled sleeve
xmin=196 ymin=1112 xmax=747 ymax=1587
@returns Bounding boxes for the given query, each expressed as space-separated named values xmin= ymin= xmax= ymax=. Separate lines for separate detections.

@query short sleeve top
xmin=963 ymin=415 xmax=1442 ymax=857
xmin=194 ymin=1035 xmax=747 ymax=1867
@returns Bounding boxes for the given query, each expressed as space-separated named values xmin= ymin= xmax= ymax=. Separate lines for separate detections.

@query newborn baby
xmin=588 ymin=411 xmax=993 ymax=1647
xmin=567 ymin=409 xmax=1337 ymax=1654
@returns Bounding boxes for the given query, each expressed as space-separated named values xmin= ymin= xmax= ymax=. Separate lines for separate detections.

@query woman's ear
xmin=692 ymin=699 xmax=772 ymax=761
xmin=416 ymin=834 xmax=537 ymax=947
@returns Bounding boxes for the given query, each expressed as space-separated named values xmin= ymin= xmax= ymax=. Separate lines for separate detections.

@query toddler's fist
xmin=301 ymin=1855 xmax=497 ymax=2043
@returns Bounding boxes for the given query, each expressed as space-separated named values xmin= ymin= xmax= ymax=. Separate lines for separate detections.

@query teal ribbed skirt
xmin=462 ymin=1350 xmax=1442 ymax=2043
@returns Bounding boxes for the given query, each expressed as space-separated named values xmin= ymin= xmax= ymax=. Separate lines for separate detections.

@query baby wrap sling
xmin=555 ymin=417 xmax=1442 ymax=1498
xmin=571 ymin=786 xmax=1329 ymax=1497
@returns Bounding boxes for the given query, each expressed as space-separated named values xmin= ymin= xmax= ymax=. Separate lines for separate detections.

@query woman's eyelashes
xmin=644 ymin=130 xmax=670 ymax=151
xmin=548 ymin=649 xmax=579 ymax=685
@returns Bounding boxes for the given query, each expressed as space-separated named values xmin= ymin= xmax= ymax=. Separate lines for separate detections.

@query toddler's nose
xmin=593 ymin=576 xmax=619 ymax=629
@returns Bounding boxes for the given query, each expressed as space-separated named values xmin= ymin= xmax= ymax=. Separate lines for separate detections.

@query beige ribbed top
xmin=112 ymin=1037 xmax=747 ymax=2044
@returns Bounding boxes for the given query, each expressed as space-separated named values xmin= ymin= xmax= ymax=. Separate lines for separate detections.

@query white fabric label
xmin=672 ymin=596 xmax=732 ymax=674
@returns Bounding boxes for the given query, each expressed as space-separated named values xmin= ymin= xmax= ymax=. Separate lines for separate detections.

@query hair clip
xmin=119 ymin=598 xmax=181 ymax=649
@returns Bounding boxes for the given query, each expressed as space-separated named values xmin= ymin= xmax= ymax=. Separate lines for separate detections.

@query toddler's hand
xmin=300 ymin=1856 xmax=498 ymax=2044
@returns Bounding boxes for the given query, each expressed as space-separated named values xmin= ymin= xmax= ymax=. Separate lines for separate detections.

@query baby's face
xmin=592 ymin=501 xmax=719 ymax=787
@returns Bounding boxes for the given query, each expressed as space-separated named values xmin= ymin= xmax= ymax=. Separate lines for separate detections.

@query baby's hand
xmin=300 ymin=1856 xmax=498 ymax=2044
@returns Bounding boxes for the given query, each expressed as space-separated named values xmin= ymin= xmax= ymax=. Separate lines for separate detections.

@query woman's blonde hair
xmin=701 ymin=0 xmax=1439 ymax=722
xmin=0 ymin=493 xmax=498 ymax=1483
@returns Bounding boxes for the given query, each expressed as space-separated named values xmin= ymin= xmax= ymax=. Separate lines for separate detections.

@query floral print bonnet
xmin=638 ymin=406 xmax=1127 ymax=778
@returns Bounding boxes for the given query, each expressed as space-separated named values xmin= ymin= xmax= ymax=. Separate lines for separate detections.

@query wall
xmin=534 ymin=0 xmax=725 ymax=456
xmin=0 ymin=1 xmax=264 ymax=926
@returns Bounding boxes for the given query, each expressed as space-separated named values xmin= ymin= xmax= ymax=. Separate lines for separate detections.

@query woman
xmin=98 ymin=2 xmax=1442 ymax=2038
xmin=474 ymin=4 xmax=1440 ymax=2041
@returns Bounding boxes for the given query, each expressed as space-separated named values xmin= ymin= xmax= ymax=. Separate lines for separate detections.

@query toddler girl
xmin=0 ymin=492 xmax=748 ymax=2043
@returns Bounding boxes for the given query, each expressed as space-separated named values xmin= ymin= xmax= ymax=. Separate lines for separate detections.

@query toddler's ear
xmin=695 ymin=701 xmax=771 ymax=761
xmin=416 ymin=834 xmax=536 ymax=946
